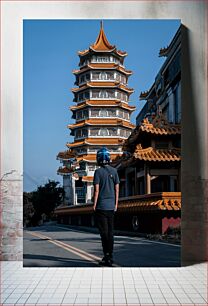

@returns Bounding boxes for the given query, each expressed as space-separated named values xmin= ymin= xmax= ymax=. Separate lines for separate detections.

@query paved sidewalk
xmin=0 ymin=261 xmax=207 ymax=305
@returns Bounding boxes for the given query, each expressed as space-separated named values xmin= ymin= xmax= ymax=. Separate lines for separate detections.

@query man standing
xmin=93 ymin=147 xmax=120 ymax=267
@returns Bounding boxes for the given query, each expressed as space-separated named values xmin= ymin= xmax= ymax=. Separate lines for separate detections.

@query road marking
xmin=55 ymin=225 xmax=180 ymax=247
xmin=26 ymin=230 xmax=119 ymax=267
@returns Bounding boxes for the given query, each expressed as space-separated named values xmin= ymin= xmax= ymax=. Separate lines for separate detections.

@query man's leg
xmin=95 ymin=210 xmax=109 ymax=258
xmin=107 ymin=210 xmax=114 ymax=262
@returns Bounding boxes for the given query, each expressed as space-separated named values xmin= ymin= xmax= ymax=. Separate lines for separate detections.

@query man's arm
xmin=93 ymin=184 xmax=99 ymax=211
xmin=114 ymin=184 xmax=119 ymax=211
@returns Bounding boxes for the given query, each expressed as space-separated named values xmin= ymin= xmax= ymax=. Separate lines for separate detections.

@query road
xmin=23 ymin=224 xmax=180 ymax=267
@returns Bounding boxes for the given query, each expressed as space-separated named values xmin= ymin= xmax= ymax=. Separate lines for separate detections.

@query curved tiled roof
xmin=70 ymin=100 xmax=136 ymax=112
xmin=90 ymin=22 xmax=115 ymax=52
xmin=71 ymin=82 xmax=134 ymax=94
xmin=82 ymin=176 xmax=94 ymax=182
xmin=67 ymin=137 xmax=125 ymax=148
xmin=68 ymin=118 xmax=135 ymax=129
xmin=118 ymin=198 xmax=181 ymax=211
xmin=127 ymin=116 xmax=181 ymax=147
xmin=73 ymin=63 xmax=132 ymax=75
xmin=77 ymin=153 xmax=122 ymax=163
xmin=78 ymin=22 xmax=127 ymax=57
xmin=134 ymin=144 xmax=181 ymax=162
xmin=57 ymin=166 xmax=73 ymax=175
xmin=140 ymin=117 xmax=181 ymax=135
xmin=57 ymin=150 xmax=76 ymax=160
xmin=54 ymin=192 xmax=181 ymax=214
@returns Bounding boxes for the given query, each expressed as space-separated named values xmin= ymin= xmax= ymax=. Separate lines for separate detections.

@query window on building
xmin=84 ymin=91 xmax=90 ymax=99
xmin=99 ymin=72 xmax=108 ymax=80
xmin=91 ymin=109 xmax=100 ymax=117
xmin=78 ymin=93 xmax=83 ymax=101
xmin=90 ymin=128 xmax=99 ymax=136
xmin=99 ymin=109 xmax=108 ymax=117
xmin=108 ymin=128 xmax=117 ymax=136
xmin=99 ymin=90 xmax=108 ymax=98
xmin=108 ymin=109 xmax=116 ymax=116
xmin=99 ymin=128 xmax=109 ymax=136
xmin=80 ymin=75 xmax=85 ymax=83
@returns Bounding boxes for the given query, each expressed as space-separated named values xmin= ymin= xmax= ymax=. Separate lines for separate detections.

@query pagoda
xmin=57 ymin=21 xmax=136 ymax=205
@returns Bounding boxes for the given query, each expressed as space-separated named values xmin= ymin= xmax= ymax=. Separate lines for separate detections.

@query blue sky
xmin=23 ymin=19 xmax=180 ymax=192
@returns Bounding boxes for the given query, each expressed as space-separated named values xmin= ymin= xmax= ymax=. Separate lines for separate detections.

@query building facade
xmin=57 ymin=22 xmax=135 ymax=205
xmin=137 ymin=26 xmax=181 ymax=126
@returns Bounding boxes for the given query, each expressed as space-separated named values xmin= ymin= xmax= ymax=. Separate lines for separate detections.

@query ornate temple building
xmin=55 ymin=25 xmax=181 ymax=234
xmin=57 ymin=22 xmax=136 ymax=205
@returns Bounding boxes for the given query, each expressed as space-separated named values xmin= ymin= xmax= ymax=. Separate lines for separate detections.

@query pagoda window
xmin=84 ymin=91 xmax=90 ymax=99
xmin=99 ymin=90 xmax=108 ymax=98
xmin=99 ymin=109 xmax=108 ymax=117
xmin=80 ymin=75 xmax=85 ymax=83
xmin=117 ymin=91 xmax=121 ymax=99
xmin=118 ymin=110 xmax=129 ymax=120
xmin=86 ymin=73 xmax=90 ymax=81
xmin=120 ymin=129 xmax=130 ymax=137
xmin=76 ymin=109 xmax=88 ymax=120
xmin=91 ymin=90 xmax=100 ymax=99
xmin=76 ymin=111 xmax=82 ymax=120
xmin=121 ymin=75 xmax=127 ymax=84
xmin=97 ymin=56 xmax=109 ymax=62
xmin=90 ymin=128 xmax=100 ymax=136
xmin=108 ymin=128 xmax=117 ymax=136
xmin=99 ymin=72 xmax=108 ymax=80
xmin=107 ymin=109 xmax=116 ymax=116
xmin=76 ymin=128 xmax=88 ymax=139
xmin=83 ymin=109 xmax=88 ymax=118
xmin=78 ymin=93 xmax=84 ymax=101
xmin=107 ymin=90 xmax=115 ymax=98
xmin=76 ymin=129 xmax=82 ymax=138
xmin=99 ymin=128 xmax=109 ymax=136
xmin=76 ymin=148 xmax=87 ymax=154
xmin=91 ymin=109 xmax=100 ymax=117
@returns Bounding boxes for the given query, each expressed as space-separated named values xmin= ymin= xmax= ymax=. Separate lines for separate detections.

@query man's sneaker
xmin=109 ymin=254 xmax=114 ymax=264
xmin=99 ymin=256 xmax=112 ymax=267
xmin=99 ymin=256 xmax=107 ymax=266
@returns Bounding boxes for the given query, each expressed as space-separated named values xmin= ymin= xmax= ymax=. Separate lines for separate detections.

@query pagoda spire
xmin=90 ymin=20 xmax=115 ymax=51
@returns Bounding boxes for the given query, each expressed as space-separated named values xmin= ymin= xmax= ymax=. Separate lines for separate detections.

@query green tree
xmin=23 ymin=192 xmax=35 ymax=227
xmin=31 ymin=180 xmax=64 ymax=225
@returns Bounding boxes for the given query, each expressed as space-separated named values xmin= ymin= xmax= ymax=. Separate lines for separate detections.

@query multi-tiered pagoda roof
xmin=58 ymin=22 xmax=136 ymax=191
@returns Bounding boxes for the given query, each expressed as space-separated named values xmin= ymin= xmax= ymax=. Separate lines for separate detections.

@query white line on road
xmin=26 ymin=231 xmax=99 ymax=263
xmin=26 ymin=230 xmax=120 ymax=267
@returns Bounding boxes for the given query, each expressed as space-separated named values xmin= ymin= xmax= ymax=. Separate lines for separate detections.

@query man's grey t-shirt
xmin=93 ymin=165 xmax=120 ymax=210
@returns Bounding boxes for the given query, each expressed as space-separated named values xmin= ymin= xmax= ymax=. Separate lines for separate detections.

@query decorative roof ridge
xmin=134 ymin=144 xmax=153 ymax=155
xmin=159 ymin=46 xmax=169 ymax=57
xmin=139 ymin=90 xmax=150 ymax=100
xmin=90 ymin=21 xmax=115 ymax=52
xmin=141 ymin=115 xmax=181 ymax=132
xmin=78 ymin=22 xmax=127 ymax=57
